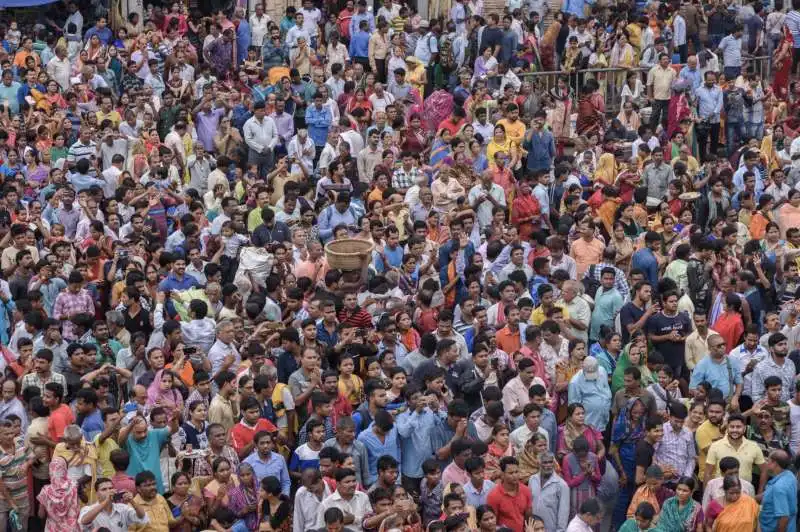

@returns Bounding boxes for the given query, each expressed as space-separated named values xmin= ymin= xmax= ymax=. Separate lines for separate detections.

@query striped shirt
xmin=0 ymin=438 xmax=32 ymax=505
xmin=786 ymin=10 xmax=800 ymax=48
xmin=66 ymin=139 xmax=97 ymax=165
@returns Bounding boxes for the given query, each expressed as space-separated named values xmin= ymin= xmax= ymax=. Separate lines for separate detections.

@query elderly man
xmin=529 ymin=452 xmax=570 ymax=532
xmin=759 ymin=450 xmax=797 ymax=532
xmin=679 ymin=55 xmax=702 ymax=95
xmin=208 ymin=320 xmax=241 ymax=379
xmin=568 ymin=357 xmax=612 ymax=431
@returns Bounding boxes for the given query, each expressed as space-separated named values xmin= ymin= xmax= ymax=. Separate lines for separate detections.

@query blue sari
xmin=611 ymin=397 xmax=646 ymax=529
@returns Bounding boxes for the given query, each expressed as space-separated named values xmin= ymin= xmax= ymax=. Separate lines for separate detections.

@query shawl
xmin=228 ymin=465 xmax=259 ymax=530
xmin=611 ymin=345 xmax=652 ymax=394
xmin=761 ymin=134 xmax=781 ymax=173
xmin=611 ymin=397 xmax=647 ymax=446
xmin=656 ymin=496 xmax=703 ymax=532
xmin=517 ymin=441 xmax=543 ymax=481
xmin=561 ymin=420 xmax=587 ymax=452
xmin=146 ymin=369 xmax=184 ymax=413
xmin=713 ymin=494 xmax=759 ymax=532
xmin=594 ymin=153 xmax=618 ymax=186
xmin=37 ymin=458 xmax=80 ymax=532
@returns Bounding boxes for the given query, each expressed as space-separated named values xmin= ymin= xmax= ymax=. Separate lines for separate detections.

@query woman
xmin=595 ymin=331 xmax=623 ymax=378
xmin=486 ymin=124 xmax=518 ymax=170
xmin=173 ymin=400 xmax=208 ymax=473
xmin=511 ymin=180 xmax=542 ymax=241
xmin=667 ymin=81 xmax=695 ymax=139
xmin=779 ymin=189 xmax=800 ymax=238
xmin=484 ymin=423 xmax=514 ymax=481
xmin=429 ymin=128 xmax=454 ymax=170
xmin=168 ymin=471 xmax=206 ymax=531
xmin=707 ymin=475 xmax=759 ymax=531
xmin=37 ymin=458 xmax=80 ymax=532
xmin=594 ymin=153 xmax=618 ymax=188
xmin=203 ymin=457 xmax=239 ymax=515
xmin=259 ymin=475 xmax=292 ymax=531
xmin=612 ymin=335 xmax=655 ymax=394
xmin=517 ymin=432 xmax=550 ymax=481
xmin=399 ymin=114 xmax=429 ymax=155
xmin=228 ymin=463 xmax=259 ymax=530
xmin=472 ymin=46 xmax=498 ymax=84
xmin=610 ymin=33 xmax=636 ymax=95
xmin=84 ymin=34 xmax=104 ymax=62
xmin=761 ymin=222 xmax=786 ymax=269
xmin=146 ymin=369 xmax=184 ymax=420
xmin=658 ymin=477 xmax=704 ymax=531
xmin=476 ymin=505 xmax=499 ymax=532
xmin=612 ymin=221 xmax=635 ymax=273
xmin=345 ymin=88 xmax=372 ymax=124
xmin=684 ymin=401 xmax=706 ymax=433
xmin=610 ymin=397 xmax=647 ymax=528
xmin=562 ymin=436 xmax=602 ymax=518
xmin=555 ymin=340 xmax=588 ymax=422
xmin=547 ymin=77 xmax=573 ymax=142
xmin=773 ymin=25 xmax=794 ymax=100
xmin=557 ymin=403 xmax=606 ymax=463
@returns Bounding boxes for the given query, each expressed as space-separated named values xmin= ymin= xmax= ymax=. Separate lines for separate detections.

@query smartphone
xmin=113 ymin=491 xmax=125 ymax=503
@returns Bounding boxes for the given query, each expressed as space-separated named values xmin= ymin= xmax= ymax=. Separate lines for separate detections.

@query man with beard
xmin=705 ymin=413 xmax=767 ymax=490
xmin=751 ymin=333 xmax=797 ymax=403
xmin=697 ymin=399 xmax=726 ymax=483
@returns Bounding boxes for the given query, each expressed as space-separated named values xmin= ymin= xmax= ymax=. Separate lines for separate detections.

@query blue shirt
xmin=357 ymin=424 xmax=401 ymax=485
xmin=562 ymin=0 xmax=586 ymax=17
xmin=733 ymin=164 xmax=764 ymax=195
xmin=464 ymin=479 xmax=496 ymax=508
xmin=80 ymin=408 xmax=104 ymax=441
xmin=84 ymin=26 xmax=113 ymax=45
xmin=316 ymin=322 xmax=339 ymax=349
xmin=125 ymin=428 xmax=170 ymax=493
xmin=395 ymin=409 xmax=438 ymax=478
xmin=631 ymin=248 xmax=659 ymax=286
xmin=244 ymin=451 xmax=291 ymax=496
xmin=696 ymin=84 xmax=724 ymax=122
xmin=679 ymin=66 xmax=702 ymax=94
xmin=288 ymin=443 xmax=321 ymax=473
xmin=759 ymin=469 xmax=797 ymax=532
xmin=718 ymin=34 xmax=743 ymax=67
xmin=318 ymin=205 xmax=358 ymax=242
xmin=305 ymin=105 xmax=331 ymax=146
xmin=0 ymin=81 xmax=21 ymax=115
xmin=68 ymin=172 xmax=105 ymax=192
xmin=349 ymin=30 xmax=370 ymax=58
xmin=524 ymin=129 xmax=556 ymax=171
xmin=567 ymin=368 xmax=612 ymax=431
xmin=236 ymin=20 xmax=251 ymax=64
xmin=688 ymin=355 xmax=743 ymax=399
xmin=349 ymin=12 xmax=375 ymax=36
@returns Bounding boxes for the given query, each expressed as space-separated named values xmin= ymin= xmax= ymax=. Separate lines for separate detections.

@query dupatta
xmin=656 ymin=496 xmax=703 ymax=532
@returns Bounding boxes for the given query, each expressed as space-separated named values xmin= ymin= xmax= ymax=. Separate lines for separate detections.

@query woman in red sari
xmin=666 ymin=80 xmax=693 ymax=139
xmin=511 ymin=180 xmax=542 ymax=240
xmin=773 ymin=25 xmax=794 ymax=100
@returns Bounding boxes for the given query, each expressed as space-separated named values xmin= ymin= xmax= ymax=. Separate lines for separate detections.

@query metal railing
xmin=502 ymin=55 xmax=772 ymax=114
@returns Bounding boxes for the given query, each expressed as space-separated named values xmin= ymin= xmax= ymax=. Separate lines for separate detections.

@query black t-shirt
xmin=635 ymin=439 xmax=656 ymax=470
xmin=480 ymin=27 xmax=502 ymax=53
xmin=620 ymin=302 xmax=645 ymax=345
xmin=646 ymin=311 xmax=693 ymax=370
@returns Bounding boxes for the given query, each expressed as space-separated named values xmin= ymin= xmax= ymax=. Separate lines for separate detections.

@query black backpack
xmin=582 ymin=265 xmax=602 ymax=299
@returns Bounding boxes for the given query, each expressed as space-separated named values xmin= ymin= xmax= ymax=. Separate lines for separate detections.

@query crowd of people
xmin=3 ymin=0 xmax=800 ymax=531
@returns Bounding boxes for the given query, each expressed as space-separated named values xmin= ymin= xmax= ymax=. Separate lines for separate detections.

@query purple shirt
xmin=271 ymin=111 xmax=294 ymax=144
xmin=196 ymin=108 xmax=226 ymax=151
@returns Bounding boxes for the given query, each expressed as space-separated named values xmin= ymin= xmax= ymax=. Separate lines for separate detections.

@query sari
xmin=772 ymin=25 xmax=794 ymax=100
xmin=557 ymin=422 xmax=603 ymax=459
xmin=627 ymin=484 xmax=674 ymax=520
xmin=429 ymin=137 xmax=452 ymax=168
xmin=667 ymin=92 xmax=693 ymax=139
xmin=761 ymin=133 xmax=782 ymax=174
xmin=611 ymin=345 xmax=652 ymax=395
xmin=779 ymin=202 xmax=800 ymax=239
xmin=484 ymin=442 xmax=514 ymax=481
xmin=228 ymin=466 xmax=259 ymax=530
xmin=486 ymin=138 xmax=514 ymax=169
xmin=610 ymin=398 xmax=647 ymax=528
xmin=710 ymin=494 xmax=759 ymax=532
xmin=539 ymin=22 xmax=561 ymax=71
xmin=594 ymin=153 xmax=618 ymax=186
xmin=655 ymin=496 xmax=703 ymax=532
xmin=511 ymin=192 xmax=542 ymax=241
xmin=203 ymin=474 xmax=240 ymax=504
xmin=37 ymin=458 xmax=80 ymax=532
xmin=562 ymin=451 xmax=602 ymax=518
xmin=548 ymin=88 xmax=573 ymax=140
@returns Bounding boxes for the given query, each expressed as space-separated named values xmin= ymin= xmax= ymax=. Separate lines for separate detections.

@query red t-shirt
xmin=230 ymin=419 xmax=278 ymax=456
xmin=486 ymin=482 xmax=532 ymax=532
xmin=48 ymin=403 xmax=75 ymax=442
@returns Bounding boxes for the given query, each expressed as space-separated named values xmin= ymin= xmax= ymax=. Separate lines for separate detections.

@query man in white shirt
xmin=163 ymin=122 xmax=188 ymax=170
xmin=631 ymin=126 xmax=661 ymax=158
xmin=101 ymin=153 xmax=124 ymax=200
xmin=315 ymin=468 xmax=372 ymax=532
xmin=243 ymin=101 xmax=279 ymax=177
xmin=46 ymin=45 xmax=71 ymax=91
xmin=368 ymin=83 xmax=395 ymax=113
xmin=249 ymin=4 xmax=271 ymax=48
xmin=298 ymin=0 xmax=322 ymax=46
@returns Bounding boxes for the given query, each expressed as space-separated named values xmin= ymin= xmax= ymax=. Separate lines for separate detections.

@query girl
xmin=385 ymin=367 xmax=408 ymax=410
xmin=396 ymin=311 xmax=420 ymax=352
xmin=484 ymin=423 xmax=514 ymax=481
xmin=336 ymin=357 xmax=361 ymax=406
xmin=258 ymin=476 xmax=292 ymax=531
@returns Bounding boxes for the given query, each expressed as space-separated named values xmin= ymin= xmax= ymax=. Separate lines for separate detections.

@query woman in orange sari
xmin=511 ymin=180 xmax=542 ymax=240
xmin=773 ymin=25 xmax=794 ymax=100
xmin=706 ymin=475 xmax=758 ymax=532
xmin=779 ymin=189 xmax=800 ymax=238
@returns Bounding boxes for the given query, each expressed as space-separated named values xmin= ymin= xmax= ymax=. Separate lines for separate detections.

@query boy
xmin=110 ymin=448 xmax=136 ymax=494
xmin=420 ymin=458 xmax=443 ymax=527
xmin=289 ymin=419 xmax=325 ymax=480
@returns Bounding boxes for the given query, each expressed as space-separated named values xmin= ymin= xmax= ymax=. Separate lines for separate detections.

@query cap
xmin=582 ymin=357 xmax=599 ymax=380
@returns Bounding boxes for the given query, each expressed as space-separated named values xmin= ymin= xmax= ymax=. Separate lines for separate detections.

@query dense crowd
xmin=4 ymin=0 xmax=800 ymax=531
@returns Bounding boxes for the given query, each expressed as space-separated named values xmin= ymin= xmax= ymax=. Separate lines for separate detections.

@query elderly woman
xmin=37 ymin=458 xmax=80 ymax=532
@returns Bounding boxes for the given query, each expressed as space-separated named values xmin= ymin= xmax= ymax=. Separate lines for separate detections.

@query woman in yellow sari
xmin=405 ymin=56 xmax=426 ymax=99
xmin=202 ymin=457 xmax=240 ymax=516
xmin=594 ymin=153 xmax=618 ymax=187
xmin=709 ymin=475 xmax=758 ymax=532
xmin=761 ymin=130 xmax=782 ymax=174
xmin=486 ymin=124 xmax=519 ymax=170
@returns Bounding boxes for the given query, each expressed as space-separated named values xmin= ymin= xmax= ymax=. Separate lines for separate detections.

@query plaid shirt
xmin=583 ymin=262 xmax=631 ymax=302
xmin=654 ymin=421 xmax=696 ymax=479
xmin=20 ymin=371 xmax=67 ymax=394
xmin=392 ymin=166 xmax=423 ymax=191
xmin=52 ymin=289 xmax=95 ymax=341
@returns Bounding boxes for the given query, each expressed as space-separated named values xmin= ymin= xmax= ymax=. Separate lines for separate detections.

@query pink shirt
xmin=442 ymin=462 xmax=470 ymax=486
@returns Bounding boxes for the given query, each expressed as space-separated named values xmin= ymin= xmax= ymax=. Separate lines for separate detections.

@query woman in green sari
xmin=611 ymin=332 xmax=655 ymax=395
xmin=655 ymin=477 xmax=704 ymax=531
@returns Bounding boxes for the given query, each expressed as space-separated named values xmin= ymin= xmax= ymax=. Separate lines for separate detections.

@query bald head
xmin=769 ymin=449 xmax=791 ymax=471
xmin=687 ymin=56 xmax=697 ymax=69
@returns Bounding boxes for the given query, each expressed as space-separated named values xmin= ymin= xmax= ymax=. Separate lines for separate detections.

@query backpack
xmin=582 ymin=265 xmax=602 ymax=299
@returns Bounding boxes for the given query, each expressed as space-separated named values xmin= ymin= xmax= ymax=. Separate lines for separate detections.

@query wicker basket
xmin=325 ymin=239 xmax=374 ymax=270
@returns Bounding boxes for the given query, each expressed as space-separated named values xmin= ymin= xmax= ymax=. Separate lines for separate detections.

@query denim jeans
xmin=232 ymin=519 xmax=250 ymax=532
xmin=745 ymin=122 xmax=764 ymax=140
xmin=726 ymin=121 xmax=743 ymax=156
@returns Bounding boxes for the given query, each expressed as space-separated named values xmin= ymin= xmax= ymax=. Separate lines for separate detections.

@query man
xmin=705 ymin=413 xmax=767 ymax=487
xmin=356 ymin=409 xmax=401 ymax=485
xmin=208 ymin=320 xmax=240 ymax=380
xmin=752 ymin=333 xmax=797 ymax=403
xmin=486 ymin=457 xmax=532 ymax=532
xmin=647 ymin=290 xmax=693 ymax=382
xmin=318 ymin=191 xmax=358 ymax=243
xmin=717 ymin=25 xmax=745 ymax=80
xmin=589 ymin=268 xmax=624 ymax=342
xmin=620 ymin=282 xmax=656 ymax=346
xmin=690 ymin=332 xmax=745 ymax=408
xmin=244 ymin=101 xmax=278 ymax=178
xmin=566 ymin=497 xmax=604 ymax=532
xmin=654 ymin=403 xmax=696 ymax=486
xmin=502 ymin=358 xmax=536 ymax=418
xmin=529 ymin=452 xmax=569 ymax=532
xmin=509 ymin=403 xmax=548 ymax=454
xmin=244 ymin=430 xmax=291 ymax=495
xmin=695 ymin=71 xmax=723 ymax=160
xmin=130 ymin=470 xmax=177 ymax=529
xmin=647 ymin=53 xmax=677 ymax=129
xmin=20 ymin=349 xmax=67 ymax=394
xmin=324 ymin=416 xmax=371 ymax=489
xmin=469 ymin=169 xmax=507 ymax=231
xmin=696 ymin=399 xmax=726 ymax=482
xmin=119 ymin=414 xmax=178 ymax=493
xmin=634 ymin=418 xmax=664 ymax=485
xmin=568 ymin=357 xmax=612 ymax=432
xmin=79 ymin=477 xmax=149 ymax=531
xmin=759 ymin=450 xmax=797 ymax=531
xmin=685 ymin=311 xmax=717 ymax=372
xmin=316 ymin=467 xmax=373 ymax=532
xmin=52 ymin=271 xmax=95 ymax=341
xmin=729 ymin=326 xmax=769 ymax=401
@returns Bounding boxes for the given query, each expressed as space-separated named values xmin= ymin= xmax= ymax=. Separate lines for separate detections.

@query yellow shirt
xmin=695 ymin=419 xmax=722 ymax=481
xmin=705 ymin=436 xmax=765 ymax=482
xmin=96 ymin=110 xmax=122 ymax=127
xmin=131 ymin=494 xmax=176 ymax=532
xmin=208 ymin=394 xmax=238 ymax=431
xmin=647 ymin=65 xmax=677 ymax=101
xmin=93 ymin=434 xmax=119 ymax=478
xmin=496 ymin=118 xmax=526 ymax=146
xmin=530 ymin=304 xmax=570 ymax=326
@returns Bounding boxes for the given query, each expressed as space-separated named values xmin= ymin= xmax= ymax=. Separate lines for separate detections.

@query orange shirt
xmin=750 ymin=211 xmax=771 ymax=240
xmin=570 ymin=237 xmax=605 ymax=277
xmin=496 ymin=325 xmax=522 ymax=355
xmin=13 ymin=50 xmax=40 ymax=68
xmin=48 ymin=403 xmax=76 ymax=441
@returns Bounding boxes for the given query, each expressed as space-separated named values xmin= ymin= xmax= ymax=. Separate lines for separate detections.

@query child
xmin=243 ymin=47 xmax=263 ymax=77
xmin=647 ymin=365 xmax=683 ymax=419
xmin=423 ymin=368 xmax=452 ymax=413
xmin=7 ymin=21 xmax=20 ymax=52
xmin=215 ymin=220 xmax=249 ymax=285
xmin=26 ymin=397 xmax=50 ymax=485
xmin=337 ymin=355 xmax=364 ymax=409
xmin=420 ymin=458 xmax=444 ymax=528
xmin=289 ymin=419 xmax=325 ymax=480
xmin=109 ymin=449 xmax=136 ymax=494
xmin=385 ymin=367 xmax=407 ymax=413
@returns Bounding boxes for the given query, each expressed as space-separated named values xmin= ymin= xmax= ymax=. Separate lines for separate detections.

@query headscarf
xmin=611 ymin=397 xmax=647 ymax=445
xmin=594 ymin=153 xmax=618 ymax=186
xmin=37 ymin=458 xmax=80 ymax=531
xmin=611 ymin=342 xmax=651 ymax=394
xmin=146 ymin=369 xmax=184 ymax=417
xmin=228 ymin=464 xmax=259 ymax=530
